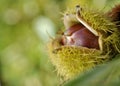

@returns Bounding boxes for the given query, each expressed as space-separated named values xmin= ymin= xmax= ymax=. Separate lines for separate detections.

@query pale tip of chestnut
xmin=63 ymin=13 xmax=78 ymax=29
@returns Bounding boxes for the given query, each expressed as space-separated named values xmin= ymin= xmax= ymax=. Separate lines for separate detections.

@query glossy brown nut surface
xmin=62 ymin=24 xmax=100 ymax=50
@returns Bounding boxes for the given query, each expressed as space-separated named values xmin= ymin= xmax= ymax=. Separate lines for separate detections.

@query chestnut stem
xmin=76 ymin=5 xmax=99 ymax=36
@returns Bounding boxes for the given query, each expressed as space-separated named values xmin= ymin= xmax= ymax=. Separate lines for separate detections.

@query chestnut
xmin=61 ymin=23 xmax=100 ymax=50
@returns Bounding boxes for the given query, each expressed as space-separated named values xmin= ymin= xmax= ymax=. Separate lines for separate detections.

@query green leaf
xmin=64 ymin=54 xmax=120 ymax=86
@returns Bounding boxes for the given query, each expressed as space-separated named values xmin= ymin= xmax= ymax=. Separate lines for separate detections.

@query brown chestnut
xmin=61 ymin=23 xmax=100 ymax=50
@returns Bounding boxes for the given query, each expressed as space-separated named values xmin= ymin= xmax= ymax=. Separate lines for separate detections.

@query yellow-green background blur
xmin=0 ymin=0 xmax=120 ymax=86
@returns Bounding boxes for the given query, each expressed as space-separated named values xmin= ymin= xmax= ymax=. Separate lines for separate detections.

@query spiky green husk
xmin=48 ymin=6 xmax=120 ymax=81
xmin=80 ymin=8 xmax=120 ymax=53
xmin=48 ymin=40 xmax=109 ymax=80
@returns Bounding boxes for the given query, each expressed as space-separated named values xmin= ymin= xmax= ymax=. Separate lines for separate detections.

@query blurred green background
xmin=0 ymin=0 xmax=120 ymax=86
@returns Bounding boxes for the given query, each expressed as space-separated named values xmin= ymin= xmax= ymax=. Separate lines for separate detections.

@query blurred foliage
xmin=0 ymin=0 xmax=120 ymax=86
xmin=0 ymin=0 xmax=66 ymax=86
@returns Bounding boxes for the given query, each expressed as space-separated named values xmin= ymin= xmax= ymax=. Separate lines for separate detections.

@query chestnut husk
xmin=47 ymin=5 xmax=120 ymax=81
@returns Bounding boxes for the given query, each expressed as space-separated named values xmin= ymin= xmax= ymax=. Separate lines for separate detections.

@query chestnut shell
xmin=61 ymin=24 xmax=99 ymax=50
